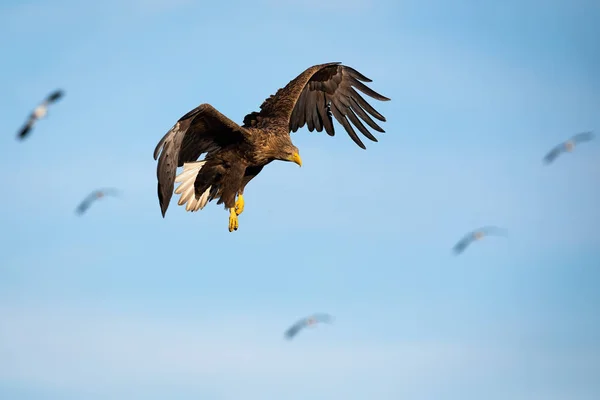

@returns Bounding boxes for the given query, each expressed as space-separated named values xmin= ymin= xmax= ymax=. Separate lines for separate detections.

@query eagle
xmin=284 ymin=313 xmax=334 ymax=340
xmin=153 ymin=62 xmax=390 ymax=232
xmin=543 ymin=131 xmax=594 ymax=164
xmin=17 ymin=89 xmax=64 ymax=140
xmin=452 ymin=226 xmax=507 ymax=255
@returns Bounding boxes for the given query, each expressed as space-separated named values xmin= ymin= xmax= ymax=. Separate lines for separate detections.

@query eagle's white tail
xmin=174 ymin=161 xmax=212 ymax=212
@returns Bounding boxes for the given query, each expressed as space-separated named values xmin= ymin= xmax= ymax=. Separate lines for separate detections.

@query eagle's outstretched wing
xmin=243 ymin=63 xmax=390 ymax=149
xmin=153 ymin=103 xmax=251 ymax=217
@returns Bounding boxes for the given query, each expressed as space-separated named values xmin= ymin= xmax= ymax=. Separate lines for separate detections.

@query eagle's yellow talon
xmin=235 ymin=194 xmax=244 ymax=215
xmin=228 ymin=208 xmax=239 ymax=232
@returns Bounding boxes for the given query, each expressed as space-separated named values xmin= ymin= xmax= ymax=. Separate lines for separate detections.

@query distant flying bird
xmin=543 ymin=131 xmax=594 ymax=164
xmin=284 ymin=313 xmax=334 ymax=340
xmin=453 ymin=226 xmax=507 ymax=255
xmin=75 ymin=188 xmax=120 ymax=215
xmin=16 ymin=89 xmax=65 ymax=140
xmin=154 ymin=62 xmax=390 ymax=232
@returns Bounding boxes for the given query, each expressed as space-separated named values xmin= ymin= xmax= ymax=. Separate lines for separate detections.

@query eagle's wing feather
xmin=154 ymin=103 xmax=250 ymax=217
xmin=243 ymin=63 xmax=390 ymax=149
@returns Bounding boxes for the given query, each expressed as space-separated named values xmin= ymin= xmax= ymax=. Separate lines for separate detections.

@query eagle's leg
xmin=228 ymin=208 xmax=239 ymax=232
xmin=235 ymin=193 xmax=245 ymax=216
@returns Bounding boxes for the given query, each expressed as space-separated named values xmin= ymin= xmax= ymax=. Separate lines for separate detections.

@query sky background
xmin=1 ymin=0 xmax=599 ymax=399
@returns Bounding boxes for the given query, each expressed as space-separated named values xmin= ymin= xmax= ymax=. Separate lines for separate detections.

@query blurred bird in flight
xmin=16 ymin=89 xmax=65 ymax=140
xmin=543 ymin=131 xmax=594 ymax=165
xmin=75 ymin=188 xmax=121 ymax=215
xmin=284 ymin=313 xmax=334 ymax=340
xmin=453 ymin=226 xmax=507 ymax=255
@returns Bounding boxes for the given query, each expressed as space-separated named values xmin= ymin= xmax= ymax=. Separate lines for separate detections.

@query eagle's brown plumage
xmin=153 ymin=62 xmax=390 ymax=231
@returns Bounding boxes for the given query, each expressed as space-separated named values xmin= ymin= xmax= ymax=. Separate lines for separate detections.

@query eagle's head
xmin=275 ymin=142 xmax=302 ymax=167
xmin=283 ymin=144 xmax=302 ymax=167
xmin=264 ymin=134 xmax=302 ymax=167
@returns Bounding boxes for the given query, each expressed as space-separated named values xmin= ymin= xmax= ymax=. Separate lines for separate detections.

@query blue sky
xmin=1 ymin=0 xmax=599 ymax=399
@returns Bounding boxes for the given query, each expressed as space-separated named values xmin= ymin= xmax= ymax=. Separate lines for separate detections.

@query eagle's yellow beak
xmin=290 ymin=151 xmax=302 ymax=167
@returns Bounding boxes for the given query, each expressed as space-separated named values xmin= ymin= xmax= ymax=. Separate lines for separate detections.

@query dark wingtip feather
xmin=158 ymin=184 xmax=168 ymax=217
xmin=345 ymin=107 xmax=379 ymax=142
xmin=352 ymin=79 xmax=391 ymax=102
xmin=344 ymin=66 xmax=373 ymax=82
xmin=354 ymin=136 xmax=367 ymax=149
